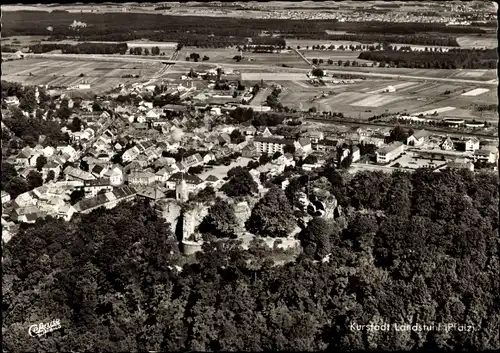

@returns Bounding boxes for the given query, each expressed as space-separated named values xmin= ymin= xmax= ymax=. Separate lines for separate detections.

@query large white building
xmin=376 ymin=142 xmax=405 ymax=164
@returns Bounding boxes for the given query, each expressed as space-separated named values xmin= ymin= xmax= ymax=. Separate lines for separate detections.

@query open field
xmin=241 ymin=73 xmax=308 ymax=81
xmin=302 ymin=50 xmax=374 ymax=64
xmin=456 ymin=35 xmax=498 ymax=49
xmin=178 ymin=47 xmax=310 ymax=69
xmin=462 ymin=88 xmax=490 ymax=96
xmin=2 ymin=58 xmax=162 ymax=92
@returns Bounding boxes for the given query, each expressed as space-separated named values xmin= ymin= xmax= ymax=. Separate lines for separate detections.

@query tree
xmin=202 ymin=55 xmax=209 ymax=61
xmin=259 ymin=153 xmax=272 ymax=165
xmin=273 ymin=151 xmax=282 ymax=160
xmin=188 ymin=165 xmax=204 ymax=174
xmin=27 ymin=170 xmax=43 ymax=189
xmin=19 ymin=88 xmax=37 ymax=113
xmin=337 ymin=60 xmax=342 ymax=66
xmin=92 ymin=101 xmax=102 ymax=112
xmin=199 ymin=198 xmax=239 ymax=238
xmin=69 ymin=117 xmax=82 ymax=132
xmin=327 ymin=59 xmax=333 ymax=65
xmin=301 ymin=217 xmax=333 ymax=259
xmin=36 ymin=155 xmax=47 ymax=171
xmin=221 ymin=169 xmax=258 ymax=197
xmin=230 ymin=129 xmax=245 ymax=144
xmin=311 ymin=68 xmax=324 ymax=77
xmin=283 ymin=145 xmax=296 ymax=155
xmin=45 ymin=170 xmax=55 ymax=183
xmin=388 ymin=125 xmax=408 ymax=143
xmin=144 ymin=48 xmax=150 ymax=56
xmin=246 ymin=187 xmax=296 ymax=237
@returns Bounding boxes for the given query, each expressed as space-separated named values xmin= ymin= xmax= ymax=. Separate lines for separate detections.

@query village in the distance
xmin=1 ymin=2 xmax=499 ymax=352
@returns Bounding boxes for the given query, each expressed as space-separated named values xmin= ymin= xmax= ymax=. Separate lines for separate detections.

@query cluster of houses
xmin=2 ymin=81 xmax=499 ymax=245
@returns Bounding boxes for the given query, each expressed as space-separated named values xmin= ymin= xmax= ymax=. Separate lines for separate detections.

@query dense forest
xmin=358 ymin=48 xmax=498 ymax=69
xmin=2 ymin=168 xmax=499 ymax=351
xmin=29 ymin=42 xmax=128 ymax=55
xmin=2 ymin=11 xmax=487 ymax=47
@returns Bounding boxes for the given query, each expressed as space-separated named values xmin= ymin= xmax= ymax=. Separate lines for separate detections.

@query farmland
xmin=1 ymin=58 xmax=162 ymax=92
xmin=271 ymin=77 xmax=498 ymax=124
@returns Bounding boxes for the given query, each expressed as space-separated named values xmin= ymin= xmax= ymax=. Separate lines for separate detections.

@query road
xmin=293 ymin=48 xmax=312 ymax=66
xmin=25 ymin=53 xmax=498 ymax=85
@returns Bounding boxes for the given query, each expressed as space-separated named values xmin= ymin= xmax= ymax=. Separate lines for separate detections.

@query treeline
xmin=325 ymin=33 xmax=460 ymax=47
xmin=29 ymin=42 xmax=128 ymax=55
xmin=358 ymin=48 xmax=498 ymax=69
xmin=2 ymin=169 xmax=499 ymax=351
xmin=2 ymin=11 xmax=485 ymax=47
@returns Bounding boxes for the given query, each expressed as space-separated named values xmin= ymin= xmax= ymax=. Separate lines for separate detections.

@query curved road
xmin=25 ymin=53 xmax=498 ymax=86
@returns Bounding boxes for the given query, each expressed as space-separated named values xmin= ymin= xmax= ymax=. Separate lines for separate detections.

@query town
xmin=2 ymin=66 xmax=498 ymax=250
xmin=1 ymin=2 xmax=499 ymax=352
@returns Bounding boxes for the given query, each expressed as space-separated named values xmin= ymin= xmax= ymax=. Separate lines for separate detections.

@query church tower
xmin=176 ymin=175 xmax=189 ymax=202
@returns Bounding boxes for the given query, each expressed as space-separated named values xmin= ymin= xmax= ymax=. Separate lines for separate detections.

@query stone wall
xmin=156 ymin=200 xmax=182 ymax=234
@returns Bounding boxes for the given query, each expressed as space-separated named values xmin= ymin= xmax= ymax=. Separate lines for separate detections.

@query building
xmin=241 ymin=143 xmax=258 ymax=158
xmin=407 ymin=129 xmax=430 ymax=146
xmin=63 ymin=166 xmax=96 ymax=182
xmin=376 ymin=142 xmax=404 ymax=164
xmin=316 ymin=139 xmax=338 ymax=153
xmin=465 ymin=137 xmax=480 ymax=152
xmin=447 ymin=158 xmax=474 ymax=171
xmin=254 ymin=136 xmax=294 ymax=155
xmin=1 ymin=191 xmax=11 ymax=203
xmin=473 ymin=149 xmax=495 ymax=163
xmin=440 ymin=136 xmax=455 ymax=151
xmin=5 ymin=96 xmax=20 ymax=106
xmin=128 ymin=171 xmax=156 ymax=186
xmin=84 ymin=179 xmax=113 ymax=198
xmin=74 ymin=186 xmax=137 ymax=214
xmin=166 ymin=173 xmax=204 ymax=191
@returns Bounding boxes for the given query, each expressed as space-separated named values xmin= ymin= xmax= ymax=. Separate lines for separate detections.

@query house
xmin=136 ymin=186 xmax=166 ymax=201
xmin=201 ymin=152 xmax=216 ymax=164
xmin=254 ymin=136 xmax=295 ymax=155
xmin=42 ymin=146 xmax=56 ymax=158
xmin=57 ymin=145 xmax=78 ymax=161
xmin=305 ymin=131 xmax=324 ymax=144
xmin=294 ymin=138 xmax=312 ymax=155
xmin=5 ymin=96 xmax=20 ymax=106
xmin=56 ymin=204 xmax=77 ymax=222
xmin=441 ymin=136 xmax=455 ymax=151
xmin=242 ymin=143 xmax=258 ymax=158
xmin=63 ymin=166 xmax=96 ymax=182
xmin=257 ymin=127 xmax=273 ymax=137
xmin=41 ymin=162 xmax=61 ymax=180
xmin=1 ymin=191 xmax=11 ymax=203
xmin=122 ymin=146 xmax=141 ymax=163
xmin=90 ymin=164 xmax=107 ymax=178
xmin=128 ymin=171 xmax=156 ymax=186
xmin=155 ymin=167 xmax=174 ymax=183
xmin=241 ymin=126 xmax=257 ymax=136
xmin=473 ymin=149 xmax=495 ymax=163
xmin=204 ymin=175 xmax=221 ymax=186
xmin=316 ymin=139 xmax=338 ymax=153
xmin=84 ymin=179 xmax=113 ymax=198
xmin=376 ymin=142 xmax=404 ymax=164
xmin=407 ymin=129 xmax=430 ymax=146
xmin=166 ymin=173 xmax=204 ymax=190
xmin=74 ymin=186 xmax=137 ymax=214
xmin=447 ymin=158 xmax=474 ymax=171
xmin=465 ymin=137 xmax=480 ymax=152
xmin=103 ymin=167 xmax=124 ymax=186
xmin=15 ymin=148 xmax=32 ymax=167
xmin=218 ymin=134 xmax=232 ymax=146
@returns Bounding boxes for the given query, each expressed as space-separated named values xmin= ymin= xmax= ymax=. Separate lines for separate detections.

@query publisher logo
xmin=28 ymin=319 xmax=62 ymax=337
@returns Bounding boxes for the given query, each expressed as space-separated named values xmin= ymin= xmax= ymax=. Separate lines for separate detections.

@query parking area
xmin=199 ymin=157 xmax=254 ymax=180
xmin=390 ymin=151 xmax=448 ymax=170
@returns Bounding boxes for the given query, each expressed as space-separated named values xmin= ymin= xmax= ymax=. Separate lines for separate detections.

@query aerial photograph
xmin=1 ymin=1 xmax=499 ymax=351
